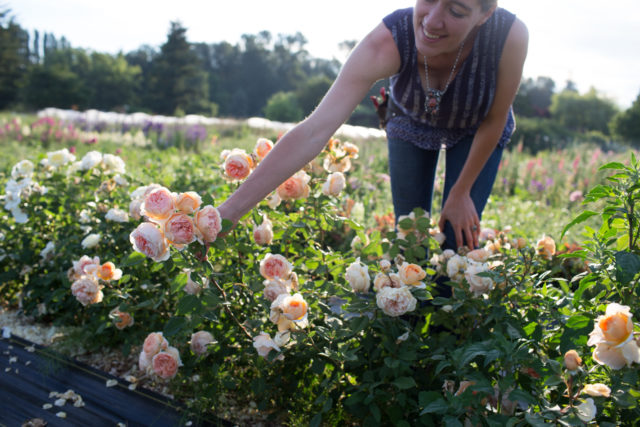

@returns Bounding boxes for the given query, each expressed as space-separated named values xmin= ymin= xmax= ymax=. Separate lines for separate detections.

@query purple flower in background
xmin=530 ymin=179 xmax=544 ymax=192
xmin=186 ymin=124 xmax=207 ymax=143
xmin=545 ymin=177 xmax=554 ymax=188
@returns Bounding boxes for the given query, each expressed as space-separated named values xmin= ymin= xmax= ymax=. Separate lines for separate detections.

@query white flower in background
xmin=81 ymin=233 xmax=101 ymax=249
xmin=376 ymin=286 xmax=417 ymax=317
xmin=79 ymin=209 xmax=92 ymax=224
xmin=11 ymin=208 xmax=28 ymax=223
xmin=252 ymin=332 xmax=284 ymax=361
xmin=11 ymin=160 xmax=34 ymax=179
xmin=39 ymin=242 xmax=55 ymax=260
xmin=79 ymin=151 xmax=103 ymax=171
xmin=345 ymin=258 xmax=370 ymax=293
xmin=190 ymin=331 xmax=215 ymax=356
xmin=575 ymin=398 xmax=597 ymax=423
xmin=582 ymin=383 xmax=611 ymax=398
xmin=266 ymin=192 xmax=281 ymax=209
xmin=45 ymin=148 xmax=75 ymax=168
xmin=350 ymin=201 xmax=365 ymax=224
xmin=446 ymin=254 xmax=468 ymax=283
xmin=105 ymin=207 xmax=129 ymax=223
xmin=322 ymin=171 xmax=346 ymax=196
xmin=113 ymin=174 xmax=128 ymax=186
xmin=464 ymin=260 xmax=495 ymax=296
xmin=102 ymin=154 xmax=126 ymax=174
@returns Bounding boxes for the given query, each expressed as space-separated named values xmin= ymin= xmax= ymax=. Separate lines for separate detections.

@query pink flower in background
xmin=277 ymin=170 xmax=310 ymax=200
xmin=143 ymin=332 xmax=169 ymax=357
xmin=194 ymin=205 xmax=222 ymax=243
xmin=253 ymin=215 xmax=274 ymax=246
xmin=141 ymin=187 xmax=175 ymax=222
xmin=224 ymin=149 xmax=254 ymax=181
xmin=260 ymin=253 xmax=292 ymax=280
xmin=376 ymin=286 xmax=417 ymax=317
xmin=164 ymin=213 xmax=197 ymax=248
xmin=175 ymin=191 xmax=202 ymax=214
xmin=71 ymin=255 xmax=101 ymax=279
xmin=569 ymin=190 xmax=583 ymax=202
xmin=71 ymin=277 xmax=103 ymax=306
xmin=130 ymin=222 xmax=170 ymax=262
xmin=190 ymin=331 xmax=215 ymax=355
xmin=152 ymin=347 xmax=181 ymax=379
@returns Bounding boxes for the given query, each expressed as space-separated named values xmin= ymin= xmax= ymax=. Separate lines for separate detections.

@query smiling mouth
xmin=423 ymin=29 xmax=444 ymax=40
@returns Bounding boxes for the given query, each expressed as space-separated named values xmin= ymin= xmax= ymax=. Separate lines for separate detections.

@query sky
xmin=6 ymin=0 xmax=640 ymax=109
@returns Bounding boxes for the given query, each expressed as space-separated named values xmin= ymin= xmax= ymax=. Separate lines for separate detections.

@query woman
xmin=219 ymin=0 xmax=528 ymax=252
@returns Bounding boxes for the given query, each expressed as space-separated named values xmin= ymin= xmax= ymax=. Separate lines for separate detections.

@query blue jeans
xmin=388 ymin=134 xmax=503 ymax=251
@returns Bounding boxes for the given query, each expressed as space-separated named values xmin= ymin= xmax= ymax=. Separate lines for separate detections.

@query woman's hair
xmin=479 ymin=0 xmax=497 ymax=11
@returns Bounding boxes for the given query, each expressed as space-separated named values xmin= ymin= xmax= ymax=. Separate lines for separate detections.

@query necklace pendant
xmin=424 ymin=88 xmax=442 ymax=116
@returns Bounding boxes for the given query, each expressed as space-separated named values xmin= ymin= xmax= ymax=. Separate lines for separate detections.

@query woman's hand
xmin=438 ymin=188 xmax=480 ymax=250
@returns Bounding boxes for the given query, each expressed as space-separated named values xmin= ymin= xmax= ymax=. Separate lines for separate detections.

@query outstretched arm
xmin=218 ymin=22 xmax=400 ymax=224
xmin=438 ymin=17 xmax=529 ymax=249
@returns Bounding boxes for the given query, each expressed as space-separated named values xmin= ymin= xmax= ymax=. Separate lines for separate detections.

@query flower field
xmin=2 ymin=111 xmax=640 ymax=426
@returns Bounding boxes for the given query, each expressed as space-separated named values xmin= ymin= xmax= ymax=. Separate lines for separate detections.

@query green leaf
xmin=164 ymin=316 xmax=188 ymax=337
xmin=599 ymin=161 xmax=626 ymax=171
xmin=560 ymin=210 xmax=598 ymax=239
xmin=177 ymin=294 xmax=201 ymax=315
xmin=565 ymin=314 xmax=591 ymax=329
xmin=393 ymin=376 xmax=417 ymax=390
xmin=507 ymin=389 xmax=537 ymax=405
xmin=443 ymin=416 xmax=463 ymax=427
xmin=420 ymin=398 xmax=448 ymax=415
xmin=121 ymin=251 xmax=146 ymax=267
xmin=615 ymin=251 xmax=640 ymax=285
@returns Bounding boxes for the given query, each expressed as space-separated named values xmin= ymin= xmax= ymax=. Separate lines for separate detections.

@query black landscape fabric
xmin=0 ymin=334 xmax=228 ymax=427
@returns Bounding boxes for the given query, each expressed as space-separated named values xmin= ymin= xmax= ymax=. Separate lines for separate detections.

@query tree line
xmin=1 ymin=8 xmax=639 ymax=147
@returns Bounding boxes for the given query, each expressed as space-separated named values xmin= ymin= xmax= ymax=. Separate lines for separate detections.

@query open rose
xmin=152 ymin=347 xmax=181 ymax=379
xmin=588 ymin=303 xmax=640 ymax=369
xmin=253 ymin=215 xmax=273 ymax=246
xmin=224 ymin=149 xmax=254 ymax=181
xmin=105 ymin=207 xmax=129 ymax=223
xmin=446 ymin=254 xmax=468 ymax=283
xmin=465 ymin=261 xmax=494 ymax=296
xmin=270 ymin=293 xmax=309 ymax=332
xmin=259 ymin=253 xmax=292 ymax=280
xmin=277 ymin=170 xmax=310 ymax=200
xmin=110 ymin=309 xmax=134 ymax=330
xmin=254 ymin=138 xmax=274 ymax=161
xmin=536 ymin=235 xmax=556 ymax=260
xmin=263 ymin=278 xmax=292 ymax=302
xmin=582 ymin=383 xmax=611 ymax=397
xmin=397 ymin=262 xmax=426 ymax=286
xmin=376 ymin=286 xmax=417 ymax=317
xmin=164 ymin=213 xmax=197 ymax=248
xmin=194 ymin=205 xmax=222 ymax=243
xmin=345 ymin=258 xmax=370 ymax=293
xmin=467 ymin=248 xmax=491 ymax=263
xmin=373 ymin=272 xmax=403 ymax=292
xmin=175 ymin=191 xmax=202 ymax=214
xmin=130 ymin=222 xmax=170 ymax=262
xmin=322 ymin=172 xmax=346 ymax=196
xmin=143 ymin=332 xmax=169 ymax=357
xmin=141 ymin=186 xmax=175 ymax=222
xmin=71 ymin=255 xmax=101 ymax=279
xmin=96 ymin=261 xmax=123 ymax=282
xmin=46 ymin=148 xmax=75 ymax=168
xmin=253 ymin=332 xmax=284 ymax=361
xmin=190 ymin=331 xmax=215 ymax=355
xmin=71 ymin=277 xmax=103 ymax=306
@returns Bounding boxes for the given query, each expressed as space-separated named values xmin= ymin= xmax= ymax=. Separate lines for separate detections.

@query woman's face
xmin=413 ymin=0 xmax=495 ymax=57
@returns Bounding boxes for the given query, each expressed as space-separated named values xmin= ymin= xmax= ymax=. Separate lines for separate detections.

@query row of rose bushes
xmin=2 ymin=129 xmax=640 ymax=424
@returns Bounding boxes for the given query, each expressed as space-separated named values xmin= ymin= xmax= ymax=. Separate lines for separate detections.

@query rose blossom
xmin=575 ymin=398 xmax=597 ymax=423
xmin=129 ymin=198 xmax=144 ymax=221
xmin=373 ymin=272 xmax=403 ymax=292
xmin=564 ymin=349 xmax=582 ymax=371
xmin=465 ymin=261 xmax=494 ymax=296
xmin=252 ymin=332 xmax=283 ymax=361
xmin=322 ymin=172 xmax=346 ymax=197
xmin=152 ymin=347 xmax=181 ymax=379
xmin=11 ymin=160 xmax=34 ymax=178
xmin=81 ymin=233 xmax=101 ymax=249
xmin=194 ymin=205 xmax=222 ymax=243
xmin=253 ymin=138 xmax=274 ymax=161
xmin=184 ymin=270 xmax=209 ymax=295
xmin=259 ymin=253 xmax=292 ymax=280
xmin=72 ymin=255 xmax=101 ymax=279
xmin=143 ymin=332 xmax=169 ymax=357
xmin=79 ymin=151 xmax=103 ymax=170
xmin=190 ymin=331 xmax=215 ymax=355
xmin=376 ymin=286 xmax=417 ymax=317
xmin=588 ymin=303 xmax=640 ymax=369
xmin=253 ymin=216 xmax=273 ymax=246
xmin=276 ymin=170 xmax=310 ymax=200
xmin=164 ymin=213 xmax=197 ymax=248
xmin=224 ymin=148 xmax=254 ymax=181
xmin=105 ymin=207 xmax=129 ymax=222
xmin=582 ymin=383 xmax=611 ymax=398
xmin=46 ymin=148 xmax=75 ymax=168
xmin=323 ymin=155 xmax=351 ymax=173
xmin=141 ymin=187 xmax=176 ymax=222
xmin=266 ymin=192 xmax=281 ymax=209
xmin=130 ymin=222 xmax=170 ymax=262
xmin=96 ymin=261 xmax=123 ymax=282
xmin=345 ymin=258 xmax=370 ymax=293
xmin=467 ymin=248 xmax=491 ymax=263
xmin=398 ymin=262 xmax=427 ymax=286
xmin=270 ymin=293 xmax=309 ymax=331
xmin=536 ymin=235 xmax=556 ymax=260
xmin=569 ymin=190 xmax=583 ymax=202
xmin=342 ymin=141 xmax=359 ymax=157
xmin=102 ymin=154 xmax=126 ymax=174
xmin=71 ymin=277 xmax=103 ymax=306
xmin=263 ymin=278 xmax=292 ymax=302
xmin=110 ymin=309 xmax=134 ymax=330
xmin=175 ymin=191 xmax=202 ymax=214
xmin=446 ymin=254 xmax=468 ymax=283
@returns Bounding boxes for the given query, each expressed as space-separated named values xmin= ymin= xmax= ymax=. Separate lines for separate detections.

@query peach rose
xmin=376 ymin=286 xmax=417 ymax=317
xmin=263 ymin=278 xmax=292 ymax=302
xmin=467 ymin=248 xmax=491 ymax=263
xmin=152 ymin=347 xmax=181 ymax=379
xmin=270 ymin=293 xmax=309 ymax=332
xmin=164 ymin=213 xmax=197 ymax=248
xmin=588 ymin=303 xmax=640 ymax=369
xmin=323 ymin=155 xmax=351 ymax=173
xmin=143 ymin=332 xmax=169 ymax=357
xmin=379 ymin=259 xmax=392 ymax=272
xmin=511 ymin=237 xmax=528 ymax=250
xmin=194 ymin=205 xmax=222 ymax=243
xmin=253 ymin=216 xmax=273 ymax=246
xmin=398 ymin=262 xmax=427 ymax=286
xmin=190 ymin=331 xmax=215 ymax=355
xmin=175 ymin=191 xmax=202 ymax=214
xmin=322 ymin=172 xmax=346 ymax=197
xmin=184 ymin=270 xmax=209 ymax=295
xmin=71 ymin=277 xmax=103 ymax=306
xmin=110 ymin=309 xmax=134 ymax=330
xmin=224 ymin=149 xmax=253 ymax=181
xmin=72 ymin=255 xmax=101 ymax=279
xmin=276 ymin=170 xmax=310 ymax=200
xmin=345 ymin=258 xmax=370 ymax=293
xmin=373 ymin=272 xmax=403 ymax=292
xmin=129 ymin=198 xmax=144 ymax=221
xmin=96 ymin=261 xmax=123 ymax=282
xmin=536 ymin=235 xmax=556 ymax=260
xmin=130 ymin=222 xmax=170 ymax=262
xmin=582 ymin=383 xmax=611 ymax=398
xmin=342 ymin=141 xmax=359 ymax=157
xmin=259 ymin=253 xmax=292 ymax=280
xmin=141 ymin=186 xmax=176 ymax=222
xmin=254 ymin=138 xmax=274 ymax=161
xmin=252 ymin=332 xmax=283 ymax=361
xmin=266 ymin=192 xmax=282 ymax=209
xmin=564 ymin=349 xmax=582 ymax=371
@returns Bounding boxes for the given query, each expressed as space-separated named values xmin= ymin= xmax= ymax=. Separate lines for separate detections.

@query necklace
xmin=423 ymin=40 xmax=465 ymax=117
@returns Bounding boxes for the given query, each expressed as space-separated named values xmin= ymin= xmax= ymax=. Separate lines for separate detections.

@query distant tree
xmin=84 ymin=52 xmax=141 ymax=111
xmin=149 ymin=21 xmax=209 ymax=115
xmin=550 ymin=87 xmax=618 ymax=134
xmin=295 ymin=75 xmax=333 ymax=116
xmin=610 ymin=92 xmax=640 ymax=145
xmin=563 ymin=79 xmax=578 ymax=93
xmin=24 ymin=66 xmax=85 ymax=109
xmin=513 ymin=76 xmax=555 ymax=117
xmin=0 ymin=9 xmax=30 ymax=108
xmin=264 ymin=91 xmax=303 ymax=122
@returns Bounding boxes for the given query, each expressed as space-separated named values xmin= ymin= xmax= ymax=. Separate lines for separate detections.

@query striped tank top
xmin=383 ymin=7 xmax=516 ymax=150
